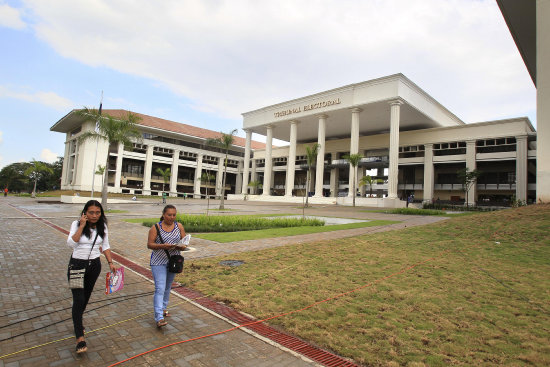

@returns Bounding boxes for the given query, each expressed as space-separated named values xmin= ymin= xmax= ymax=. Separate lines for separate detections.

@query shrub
xmin=142 ymin=214 xmax=324 ymax=232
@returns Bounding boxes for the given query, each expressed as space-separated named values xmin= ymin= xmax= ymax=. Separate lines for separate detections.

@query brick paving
xmin=0 ymin=196 xmax=446 ymax=366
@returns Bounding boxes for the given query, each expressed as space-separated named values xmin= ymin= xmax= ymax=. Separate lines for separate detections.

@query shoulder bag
xmin=68 ymin=231 xmax=99 ymax=289
xmin=155 ymin=224 xmax=184 ymax=273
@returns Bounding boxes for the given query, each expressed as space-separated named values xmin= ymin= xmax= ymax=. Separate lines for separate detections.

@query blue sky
xmin=0 ymin=0 xmax=536 ymax=169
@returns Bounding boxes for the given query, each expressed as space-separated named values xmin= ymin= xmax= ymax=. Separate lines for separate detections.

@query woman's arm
xmin=147 ymin=226 xmax=176 ymax=250
xmin=67 ymin=217 xmax=86 ymax=249
xmin=102 ymin=249 xmax=117 ymax=273
xmin=178 ymin=222 xmax=186 ymax=239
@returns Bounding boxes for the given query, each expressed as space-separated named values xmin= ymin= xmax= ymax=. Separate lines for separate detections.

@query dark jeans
xmin=67 ymin=257 xmax=101 ymax=339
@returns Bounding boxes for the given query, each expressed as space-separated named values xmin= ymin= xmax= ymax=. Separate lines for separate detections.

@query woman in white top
xmin=67 ymin=200 xmax=117 ymax=354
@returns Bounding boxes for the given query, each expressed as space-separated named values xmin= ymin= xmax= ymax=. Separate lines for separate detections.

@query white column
xmin=62 ymin=140 xmax=70 ymax=187
xmin=170 ymin=150 xmax=180 ymax=196
xmin=194 ymin=153 xmax=203 ymax=197
xmin=241 ymin=129 xmax=252 ymax=194
xmin=236 ymin=160 xmax=243 ymax=195
xmin=423 ymin=143 xmax=434 ymax=203
xmin=516 ymin=136 xmax=528 ymax=202
xmin=216 ymin=157 xmax=224 ymax=196
xmin=466 ymin=140 xmax=477 ymax=205
xmin=262 ymin=125 xmax=273 ymax=195
xmin=251 ymin=159 xmax=258 ymax=194
xmin=348 ymin=108 xmax=361 ymax=197
xmin=285 ymin=120 xmax=299 ymax=197
xmin=143 ymin=145 xmax=154 ymax=193
xmin=330 ymin=152 xmax=339 ymax=197
xmin=71 ymin=140 xmax=79 ymax=185
xmin=536 ymin=0 xmax=550 ymax=202
xmin=114 ymin=143 xmax=124 ymax=189
xmin=387 ymin=100 xmax=402 ymax=199
xmin=314 ymin=114 xmax=327 ymax=197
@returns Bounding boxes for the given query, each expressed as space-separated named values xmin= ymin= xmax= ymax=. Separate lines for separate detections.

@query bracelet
xmin=108 ymin=261 xmax=113 ymax=264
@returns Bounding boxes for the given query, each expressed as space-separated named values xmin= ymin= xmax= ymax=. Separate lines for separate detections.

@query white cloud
xmin=20 ymin=0 xmax=535 ymax=123
xmin=0 ymin=3 xmax=26 ymax=29
xmin=0 ymin=130 xmax=3 ymax=144
xmin=40 ymin=148 xmax=59 ymax=163
xmin=0 ymin=85 xmax=73 ymax=111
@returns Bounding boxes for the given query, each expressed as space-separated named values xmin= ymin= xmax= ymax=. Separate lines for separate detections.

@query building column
xmin=423 ymin=143 xmax=434 ymax=203
xmin=114 ymin=143 xmax=124 ymax=189
xmin=262 ymin=125 xmax=273 ymax=195
xmin=330 ymin=152 xmax=339 ymax=197
xmin=236 ymin=160 xmax=243 ymax=196
xmin=169 ymin=150 xmax=180 ymax=196
xmin=537 ymin=0 xmax=550 ymax=202
xmin=62 ymin=141 xmax=70 ymax=187
xmin=194 ymin=153 xmax=203 ymax=197
xmin=251 ymin=159 xmax=258 ymax=194
xmin=143 ymin=145 xmax=154 ymax=193
xmin=466 ymin=140 xmax=477 ymax=205
xmin=216 ymin=157 xmax=224 ymax=196
xmin=516 ymin=135 xmax=528 ymax=202
xmin=285 ymin=120 xmax=299 ymax=197
xmin=71 ymin=140 xmax=79 ymax=185
xmin=387 ymin=100 xmax=402 ymax=199
xmin=314 ymin=114 xmax=327 ymax=197
xmin=241 ymin=129 xmax=252 ymax=194
xmin=348 ymin=108 xmax=361 ymax=197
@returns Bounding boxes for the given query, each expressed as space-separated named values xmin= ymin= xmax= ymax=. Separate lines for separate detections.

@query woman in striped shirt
xmin=147 ymin=205 xmax=186 ymax=327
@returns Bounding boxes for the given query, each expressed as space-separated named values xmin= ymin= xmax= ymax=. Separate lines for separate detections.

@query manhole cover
xmin=219 ymin=260 xmax=245 ymax=267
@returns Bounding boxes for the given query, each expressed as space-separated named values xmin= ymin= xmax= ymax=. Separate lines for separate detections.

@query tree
xmin=457 ymin=168 xmax=482 ymax=206
xmin=205 ymin=129 xmax=237 ymax=210
xmin=360 ymin=175 xmax=383 ymax=198
xmin=24 ymin=159 xmax=53 ymax=198
xmin=343 ymin=153 xmax=363 ymax=207
xmin=0 ymin=162 xmax=30 ymax=192
xmin=304 ymin=143 xmax=320 ymax=208
xmin=95 ymin=165 xmax=106 ymax=188
xmin=78 ymin=108 xmax=142 ymax=207
xmin=247 ymin=180 xmax=262 ymax=195
xmin=201 ymin=171 xmax=215 ymax=215
xmin=155 ymin=167 xmax=171 ymax=193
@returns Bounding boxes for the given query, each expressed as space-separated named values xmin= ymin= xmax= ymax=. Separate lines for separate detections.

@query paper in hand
xmin=179 ymin=234 xmax=191 ymax=246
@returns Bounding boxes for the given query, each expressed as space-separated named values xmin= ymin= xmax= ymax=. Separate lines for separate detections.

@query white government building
xmin=51 ymin=1 xmax=549 ymax=206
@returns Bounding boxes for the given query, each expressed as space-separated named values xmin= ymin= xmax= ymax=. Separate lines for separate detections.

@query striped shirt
xmin=150 ymin=222 xmax=182 ymax=266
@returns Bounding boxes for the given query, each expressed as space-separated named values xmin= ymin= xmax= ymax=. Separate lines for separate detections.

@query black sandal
xmin=76 ymin=340 xmax=87 ymax=353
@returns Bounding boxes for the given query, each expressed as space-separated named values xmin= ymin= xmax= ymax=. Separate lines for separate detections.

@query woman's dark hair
xmin=80 ymin=200 xmax=107 ymax=239
xmin=160 ymin=205 xmax=177 ymax=222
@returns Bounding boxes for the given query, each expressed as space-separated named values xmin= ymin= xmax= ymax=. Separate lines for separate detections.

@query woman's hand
xmin=109 ymin=263 xmax=117 ymax=274
xmin=79 ymin=213 xmax=88 ymax=226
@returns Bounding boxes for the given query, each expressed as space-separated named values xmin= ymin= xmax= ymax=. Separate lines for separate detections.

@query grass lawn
xmin=179 ymin=204 xmax=550 ymax=366
xmin=194 ymin=220 xmax=398 ymax=242
xmin=370 ymin=208 xmax=475 ymax=216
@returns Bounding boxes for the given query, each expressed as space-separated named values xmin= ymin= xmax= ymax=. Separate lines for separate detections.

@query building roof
xmin=51 ymin=109 xmax=266 ymax=150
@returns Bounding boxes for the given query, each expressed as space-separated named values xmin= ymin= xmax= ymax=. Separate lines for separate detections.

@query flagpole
xmin=91 ymin=91 xmax=103 ymax=198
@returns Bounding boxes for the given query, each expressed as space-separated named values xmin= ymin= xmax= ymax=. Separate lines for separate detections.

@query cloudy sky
xmin=0 ymin=0 xmax=536 ymax=169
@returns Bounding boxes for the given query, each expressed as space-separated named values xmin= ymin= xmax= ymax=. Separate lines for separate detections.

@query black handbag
xmin=155 ymin=224 xmax=184 ymax=273
xmin=68 ymin=232 xmax=99 ymax=289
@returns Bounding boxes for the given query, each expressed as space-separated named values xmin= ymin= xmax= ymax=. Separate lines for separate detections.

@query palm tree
xmin=247 ymin=180 xmax=262 ymax=195
xmin=78 ymin=108 xmax=142 ymax=207
xmin=343 ymin=153 xmax=363 ymax=207
xmin=156 ymin=167 xmax=171 ymax=193
xmin=206 ymin=129 xmax=237 ymax=210
xmin=24 ymin=159 xmax=53 ymax=198
xmin=360 ymin=175 xmax=383 ymax=198
xmin=201 ymin=171 xmax=215 ymax=215
xmin=304 ymin=143 xmax=320 ymax=207
xmin=95 ymin=165 xmax=106 ymax=188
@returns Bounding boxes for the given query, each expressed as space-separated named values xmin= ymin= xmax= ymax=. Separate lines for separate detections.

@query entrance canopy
xmin=242 ymin=73 xmax=464 ymax=143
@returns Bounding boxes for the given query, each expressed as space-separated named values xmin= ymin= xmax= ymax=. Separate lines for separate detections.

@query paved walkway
xmin=0 ymin=197 xmax=447 ymax=366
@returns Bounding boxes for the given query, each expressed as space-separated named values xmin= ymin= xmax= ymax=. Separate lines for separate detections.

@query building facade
xmin=235 ymin=74 xmax=537 ymax=207
xmin=50 ymin=110 xmax=265 ymax=198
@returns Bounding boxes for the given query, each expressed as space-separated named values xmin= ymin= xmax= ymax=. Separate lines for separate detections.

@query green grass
xmin=371 ymin=208 xmax=475 ymax=216
xmin=194 ymin=220 xmax=398 ymax=242
xmin=179 ymin=205 xmax=550 ymax=366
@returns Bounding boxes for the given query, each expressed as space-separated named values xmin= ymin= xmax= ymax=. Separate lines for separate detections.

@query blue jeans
xmin=151 ymin=265 xmax=176 ymax=322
